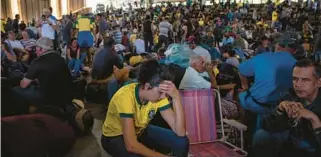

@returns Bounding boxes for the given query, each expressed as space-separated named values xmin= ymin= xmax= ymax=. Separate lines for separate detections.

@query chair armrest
xmin=223 ymin=119 xmax=247 ymax=131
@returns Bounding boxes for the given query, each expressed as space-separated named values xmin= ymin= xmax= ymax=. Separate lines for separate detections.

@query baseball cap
xmin=36 ymin=37 xmax=53 ymax=50
xmin=129 ymin=55 xmax=143 ymax=66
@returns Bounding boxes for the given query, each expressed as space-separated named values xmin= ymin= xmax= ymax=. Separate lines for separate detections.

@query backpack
xmin=66 ymin=99 xmax=94 ymax=136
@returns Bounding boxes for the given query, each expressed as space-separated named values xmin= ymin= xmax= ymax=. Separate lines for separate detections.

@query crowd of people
xmin=1 ymin=0 xmax=321 ymax=157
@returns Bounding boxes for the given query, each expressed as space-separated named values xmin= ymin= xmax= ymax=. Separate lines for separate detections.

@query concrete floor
xmin=63 ymin=98 xmax=241 ymax=157
xmin=65 ymin=103 xmax=111 ymax=157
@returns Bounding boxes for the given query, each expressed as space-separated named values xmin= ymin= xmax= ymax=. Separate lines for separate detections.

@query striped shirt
xmin=114 ymin=31 xmax=122 ymax=44
xmin=21 ymin=39 xmax=37 ymax=49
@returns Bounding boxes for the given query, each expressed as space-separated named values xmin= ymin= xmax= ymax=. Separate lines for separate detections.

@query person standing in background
xmin=142 ymin=15 xmax=153 ymax=52
xmin=75 ymin=10 xmax=95 ymax=64
xmin=13 ymin=14 xmax=20 ymax=34
xmin=96 ymin=13 xmax=108 ymax=38
xmin=158 ymin=16 xmax=172 ymax=48
xmin=36 ymin=9 xmax=57 ymax=49
xmin=62 ymin=16 xmax=73 ymax=47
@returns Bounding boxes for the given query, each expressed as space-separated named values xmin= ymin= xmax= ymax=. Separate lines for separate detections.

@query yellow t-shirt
xmin=0 ymin=20 xmax=6 ymax=33
xmin=256 ymin=21 xmax=268 ymax=28
xmin=272 ymin=11 xmax=278 ymax=22
xmin=176 ymin=13 xmax=181 ymax=18
xmin=199 ymin=20 xmax=204 ymax=26
xmin=76 ymin=16 xmax=94 ymax=32
xmin=237 ymin=2 xmax=243 ymax=8
xmin=213 ymin=68 xmax=219 ymax=76
xmin=162 ymin=7 xmax=166 ymax=12
xmin=102 ymin=83 xmax=171 ymax=137
xmin=154 ymin=34 xmax=159 ymax=44
xmin=130 ymin=34 xmax=137 ymax=44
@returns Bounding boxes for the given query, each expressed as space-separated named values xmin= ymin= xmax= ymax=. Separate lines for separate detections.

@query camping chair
xmin=180 ymin=89 xmax=247 ymax=157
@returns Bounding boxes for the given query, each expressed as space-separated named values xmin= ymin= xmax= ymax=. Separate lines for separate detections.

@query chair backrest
xmin=180 ymin=89 xmax=223 ymax=144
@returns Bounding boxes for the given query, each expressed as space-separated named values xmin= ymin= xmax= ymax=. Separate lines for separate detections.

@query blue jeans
xmin=68 ymin=53 xmax=87 ymax=72
xmin=101 ymin=125 xmax=189 ymax=157
xmin=251 ymin=129 xmax=289 ymax=157
xmin=107 ymin=78 xmax=121 ymax=104
xmin=12 ymin=86 xmax=41 ymax=107
xmin=238 ymin=91 xmax=271 ymax=115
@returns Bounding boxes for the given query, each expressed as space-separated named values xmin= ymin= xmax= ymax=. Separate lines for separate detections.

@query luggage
xmin=85 ymin=83 xmax=109 ymax=104
xmin=72 ymin=78 xmax=87 ymax=100
xmin=66 ymin=99 xmax=94 ymax=136
xmin=1 ymin=114 xmax=75 ymax=157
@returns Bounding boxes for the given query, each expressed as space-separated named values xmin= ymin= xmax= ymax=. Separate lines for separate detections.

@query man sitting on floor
xmin=101 ymin=59 xmax=189 ymax=157
xmin=13 ymin=37 xmax=72 ymax=115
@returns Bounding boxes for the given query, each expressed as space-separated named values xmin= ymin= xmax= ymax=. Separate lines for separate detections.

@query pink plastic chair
xmin=180 ymin=89 xmax=247 ymax=157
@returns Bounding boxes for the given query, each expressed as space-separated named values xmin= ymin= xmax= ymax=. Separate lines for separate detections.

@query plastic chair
xmin=180 ymin=89 xmax=247 ymax=157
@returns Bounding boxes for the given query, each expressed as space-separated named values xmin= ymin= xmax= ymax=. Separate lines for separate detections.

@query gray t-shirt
xmin=159 ymin=21 xmax=172 ymax=37
xmin=99 ymin=19 xmax=108 ymax=34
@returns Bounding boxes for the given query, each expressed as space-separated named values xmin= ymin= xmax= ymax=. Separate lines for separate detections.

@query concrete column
xmin=11 ymin=0 xmax=19 ymax=18
xmin=61 ymin=0 xmax=68 ymax=15
xmin=50 ymin=0 xmax=58 ymax=17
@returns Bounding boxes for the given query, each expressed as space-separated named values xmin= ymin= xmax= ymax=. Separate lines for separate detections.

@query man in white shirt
xmin=36 ymin=8 xmax=57 ymax=43
xmin=6 ymin=31 xmax=24 ymax=49
xmin=179 ymin=54 xmax=217 ymax=89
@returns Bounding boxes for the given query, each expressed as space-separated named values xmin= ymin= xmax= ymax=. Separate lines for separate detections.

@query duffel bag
xmin=66 ymin=99 xmax=94 ymax=136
